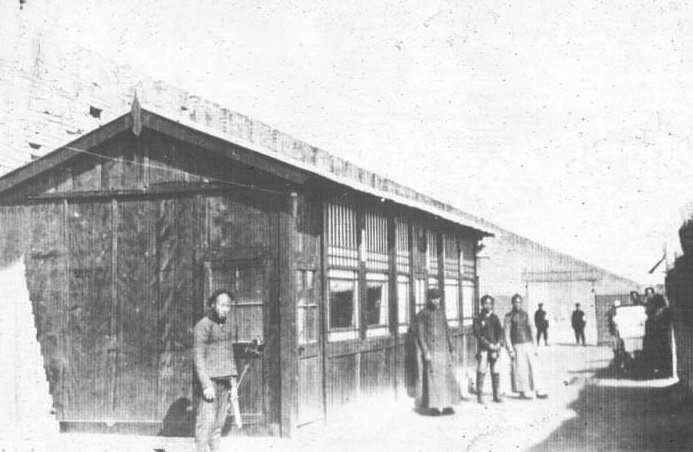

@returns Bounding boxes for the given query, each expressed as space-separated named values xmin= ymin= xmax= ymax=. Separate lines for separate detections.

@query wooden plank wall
xmin=65 ymin=201 xmax=114 ymax=421
xmin=0 ymin=129 xmax=288 ymax=434
xmin=156 ymin=197 xmax=195 ymax=436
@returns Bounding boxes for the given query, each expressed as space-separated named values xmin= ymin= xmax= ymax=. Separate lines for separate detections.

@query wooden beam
xmin=357 ymin=206 xmax=366 ymax=340
xmin=387 ymin=210 xmax=398 ymax=398
xmin=145 ymin=112 xmax=311 ymax=185
xmin=319 ymin=197 xmax=329 ymax=423
xmin=278 ymin=192 xmax=298 ymax=437
xmin=26 ymin=182 xmax=285 ymax=201
xmin=0 ymin=114 xmax=131 ymax=195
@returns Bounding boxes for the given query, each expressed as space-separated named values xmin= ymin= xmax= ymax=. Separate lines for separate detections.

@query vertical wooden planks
xmin=359 ymin=348 xmax=393 ymax=398
xmin=205 ymin=193 xmax=271 ymax=254
xmin=114 ymin=200 xmax=158 ymax=420
xmin=24 ymin=203 xmax=67 ymax=417
xmin=65 ymin=201 xmax=114 ymax=420
xmin=156 ymin=197 xmax=195 ymax=435
xmin=326 ymin=354 xmax=358 ymax=410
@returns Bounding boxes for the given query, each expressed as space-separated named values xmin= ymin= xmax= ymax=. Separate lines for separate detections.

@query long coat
xmin=413 ymin=305 xmax=461 ymax=410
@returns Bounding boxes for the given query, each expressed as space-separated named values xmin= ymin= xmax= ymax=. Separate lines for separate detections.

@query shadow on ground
xmin=527 ymin=382 xmax=693 ymax=451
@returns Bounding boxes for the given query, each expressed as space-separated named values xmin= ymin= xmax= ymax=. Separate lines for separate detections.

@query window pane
xmin=298 ymin=306 xmax=318 ymax=344
xmin=462 ymin=283 xmax=475 ymax=325
xmin=397 ymin=275 xmax=410 ymax=325
xmin=329 ymin=276 xmax=357 ymax=329
xmin=296 ymin=270 xmax=306 ymax=306
xmin=366 ymin=277 xmax=389 ymax=327
xmin=297 ymin=269 xmax=317 ymax=344
xmin=445 ymin=283 xmax=459 ymax=320
xmin=415 ymin=278 xmax=426 ymax=312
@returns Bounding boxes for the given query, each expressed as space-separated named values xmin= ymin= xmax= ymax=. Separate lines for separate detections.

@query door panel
xmin=296 ymin=268 xmax=322 ymax=426
xmin=203 ymin=259 xmax=267 ymax=426
xmin=114 ymin=200 xmax=159 ymax=420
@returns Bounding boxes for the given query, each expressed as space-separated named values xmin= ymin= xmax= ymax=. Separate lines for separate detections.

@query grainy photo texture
xmin=0 ymin=1 xmax=691 ymax=451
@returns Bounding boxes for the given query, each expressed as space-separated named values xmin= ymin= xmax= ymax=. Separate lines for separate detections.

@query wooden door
xmin=201 ymin=258 xmax=269 ymax=430
xmin=296 ymin=268 xmax=322 ymax=426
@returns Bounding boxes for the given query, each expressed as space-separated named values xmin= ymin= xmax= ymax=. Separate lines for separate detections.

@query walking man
xmin=474 ymin=295 xmax=504 ymax=404
xmin=504 ymin=294 xmax=548 ymax=400
xmin=413 ymin=288 xmax=461 ymax=415
xmin=194 ymin=289 xmax=239 ymax=452
xmin=534 ymin=303 xmax=549 ymax=346
xmin=571 ymin=303 xmax=587 ymax=346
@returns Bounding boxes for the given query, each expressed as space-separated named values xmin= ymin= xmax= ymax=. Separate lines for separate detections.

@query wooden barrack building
xmin=0 ymin=107 xmax=491 ymax=437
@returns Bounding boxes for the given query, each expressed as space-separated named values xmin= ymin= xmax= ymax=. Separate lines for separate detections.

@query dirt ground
xmin=3 ymin=344 xmax=691 ymax=452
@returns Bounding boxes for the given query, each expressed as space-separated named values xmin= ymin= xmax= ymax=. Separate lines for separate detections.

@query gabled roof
xmin=0 ymin=106 xmax=494 ymax=236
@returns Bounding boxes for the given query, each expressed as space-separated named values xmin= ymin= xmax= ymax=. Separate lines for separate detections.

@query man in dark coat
xmin=474 ymin=295 xmax=504 ymax=404
xmin=534 ymin=303 xmax=549 ymax=346
xmin=414 ymin=288 xmax=461 ymax=415
xmin=571 ymin=303 xmax=586 ymax=346
xmin=194 ymin=289 xmax=238 ymax=452
xmin=643 ymin=293 xmax=673 ymax=378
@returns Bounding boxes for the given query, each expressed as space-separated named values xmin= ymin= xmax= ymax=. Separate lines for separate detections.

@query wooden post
xmin=436 ymin=231 xmax=445 ymax=307
xmin=109 ymin=197 xmax=119 ymax=414
xmin=278 ymin=192 xmax=298 ymax=437
xmin=357 ymin=205 xmax=366 ymax=340
xmin=320 ymin=198 xmax=329 ymax=423
xmin=387 ymin=211 xmax=397 ymax=397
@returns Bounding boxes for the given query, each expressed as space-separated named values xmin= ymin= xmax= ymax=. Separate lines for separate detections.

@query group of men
xmin=608 ymin=287 xmax=673 ymax=378
xmin=413 ymin=289 xmax=548 ymax=415
xmin=192 ymin=286 xmax=595 ymax=449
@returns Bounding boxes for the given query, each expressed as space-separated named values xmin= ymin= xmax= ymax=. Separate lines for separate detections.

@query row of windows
xmin=295 ymin=202 xmax=479 ymax=344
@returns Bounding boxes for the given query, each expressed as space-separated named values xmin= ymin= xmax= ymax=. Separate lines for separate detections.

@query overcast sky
xmin=19 ymin=0 xmax=693 ymax=283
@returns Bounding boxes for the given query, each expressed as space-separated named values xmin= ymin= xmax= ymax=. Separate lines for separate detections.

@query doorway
xmin=200 ymin=257 xmax=271 ymax=433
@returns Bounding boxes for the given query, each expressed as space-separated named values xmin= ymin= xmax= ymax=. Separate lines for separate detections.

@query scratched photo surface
xmin=1 ymin=1 xmax=692 ymax=451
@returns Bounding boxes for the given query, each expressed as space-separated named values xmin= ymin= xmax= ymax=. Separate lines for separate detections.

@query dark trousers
xmin=195 ymin=378 xmax=235 ymax=452
xmin=574 ymin=327 xmax=586 ymax=345
xmin=536 ymin=327 xmax=548 ymax=345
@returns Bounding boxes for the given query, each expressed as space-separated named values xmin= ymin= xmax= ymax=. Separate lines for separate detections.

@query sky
xmin=14 ymin=0 xmax=693 ymax=283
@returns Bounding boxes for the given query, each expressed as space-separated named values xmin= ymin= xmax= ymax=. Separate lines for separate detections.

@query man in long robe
xmin=504 ymin=293 xmax=548 ymax=400
xmin=413 ymin=288 xmax=462 ymax=415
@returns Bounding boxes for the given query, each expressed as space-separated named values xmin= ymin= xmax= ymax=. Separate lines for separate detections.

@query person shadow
xmin=158 ymin=397 xmax=194 ymax=437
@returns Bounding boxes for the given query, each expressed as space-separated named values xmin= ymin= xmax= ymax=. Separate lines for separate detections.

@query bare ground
xmin=3 ymin=345 xmax=690 ymax=452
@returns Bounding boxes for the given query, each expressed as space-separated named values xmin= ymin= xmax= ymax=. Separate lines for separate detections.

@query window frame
xmin=327 ymin=269 xmax=360 ymax=341
xmin=297 ymin=269 xmax=318 ymax=345
xmin=365 ymin=271 xmax=390 ymax=337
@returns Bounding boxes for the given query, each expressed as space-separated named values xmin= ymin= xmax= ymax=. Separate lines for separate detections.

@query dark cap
xmin=427 ymin=288 xmax=442 ymax=300
xmin=480 ymin=294 xmax=494 ymax=304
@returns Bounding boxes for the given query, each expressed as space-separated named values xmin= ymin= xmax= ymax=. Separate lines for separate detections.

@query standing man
xmin=194 ymin=289 xmax=238 ymax=452
xmin=414 ymin=288 xmax=461 ymax=415
xmin=571 ymin=303 xmax=587 ymax=346
xmin=474 ymin=295 xmax=504 ymax=404
xmin=643 ymin=294 xmax=673 ymax=378
xmin=608 ymin=300 xmax=623 ymax=368
xmin=504 ymin=294 xmax=548 ymax=400
xmin=534 ymin=303 xmax=549 ymax=346
xmin=629 ymin=290 xmax=642 ymax=306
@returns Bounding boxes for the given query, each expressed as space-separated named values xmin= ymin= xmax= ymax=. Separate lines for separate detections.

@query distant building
xmin=477 ymin=225 xmax=641 ymax=345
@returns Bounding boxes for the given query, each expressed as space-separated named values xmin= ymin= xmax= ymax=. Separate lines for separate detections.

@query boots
xmin=491 ymin=373 xmax=502 ymax=403
xmin=476 ymin=372 xmax=486 ymax=404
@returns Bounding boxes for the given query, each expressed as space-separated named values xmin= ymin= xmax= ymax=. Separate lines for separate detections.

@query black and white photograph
xmin=1 ymin=1 xmax=692 ymax=451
